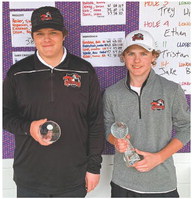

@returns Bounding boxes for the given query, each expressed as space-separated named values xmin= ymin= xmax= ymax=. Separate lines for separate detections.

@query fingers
xmin=132 ymin=150 xmax=159 ymax=172
xmin=39 ymin=118 xmax=48 ymax=125
xmin=134 ymin=160 xmax=150 ymax=172
xmin=38 ymin=139 xmax=52 ymax=146
xmin=114 ymin=138 xmax=128 ymax=153
xmin=126 ymin=134 xmax=131 ymax=139
xmin=135 ymin=148 xmax=145 ymax=155
xmin=86 ymin=180 xmax=98 ymax=192
xmin=136 ymin=166 xmax=150 ymax=173
xmin=132 ymin=159 xmax=148 ymax=172
xmin=85 ymin=172 xmax=100 ymax=192
xmin=86 ymin=184 xmax=94 ymax=192
xmin=30 ymin=118 xmax=52 ymax=146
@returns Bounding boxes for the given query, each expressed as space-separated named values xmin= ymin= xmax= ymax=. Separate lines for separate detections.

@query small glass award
xmin=111 ymin=121 xmax=141 ymax=167
xmin=39 ymin=120 xmax=61 ymax=144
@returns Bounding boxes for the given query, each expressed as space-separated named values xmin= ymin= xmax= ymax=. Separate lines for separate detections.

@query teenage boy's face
xmin=33 ymin=28 xmax=65 ymax=60
xmin=123 ymin=45 xmax=155 ymax=80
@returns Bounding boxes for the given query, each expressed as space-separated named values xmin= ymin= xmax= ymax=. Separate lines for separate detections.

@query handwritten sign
xmin=81 ymin=31 xmax=125 ymax=67
xmin=81 ymin=1 xmax=126 ymax=26
xmin=12 ymin=51 xmax=34 ymax=64
xmin=10 ymin=11 xmax=34 ymax=47
xmin=139 ymin=1 xmax=191 ymax=94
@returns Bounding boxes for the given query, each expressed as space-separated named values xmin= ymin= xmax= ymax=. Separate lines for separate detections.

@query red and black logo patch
xmin=151 ymin=99 xmax=165 ymax=110
xmin=132 ymin=33 xmax=144 ymax=41
xmin=40 ymin=12 xmax=52 ymax=21
xmin=63 ymin=73 xmax=81 ymax=88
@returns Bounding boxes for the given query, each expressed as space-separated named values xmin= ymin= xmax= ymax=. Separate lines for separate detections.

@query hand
xmin=132 ymin=149 xmax=162 ymax=172
xmin=85 ymin=172 xmax=100 ymax=192
xmin=114 ymin=134 xmax=131 ymax=153
xmin=30 ymin=118 xmax=51 ymax=146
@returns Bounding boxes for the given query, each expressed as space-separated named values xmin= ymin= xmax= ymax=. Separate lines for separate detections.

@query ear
xmin=120 ymin=54 xmax=125 ymax=63
xmin=152 ymin=54 xmax=156 ymax=63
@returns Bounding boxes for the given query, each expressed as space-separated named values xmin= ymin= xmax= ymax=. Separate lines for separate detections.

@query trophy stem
xmin=123 ymin=138 xmax=141 ymax=167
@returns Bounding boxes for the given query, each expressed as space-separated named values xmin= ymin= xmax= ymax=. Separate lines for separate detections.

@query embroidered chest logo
xmin=151 ymin=99 xmax=165 ymax=110
xmin=63 ymin=73 xmax=81 ymax=88
xmin=40 ymin=12 xmax=52 ymax=21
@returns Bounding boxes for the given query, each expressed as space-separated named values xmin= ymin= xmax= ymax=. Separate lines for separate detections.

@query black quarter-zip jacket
xmin=3 ymin=50 xmax=104 ymax=194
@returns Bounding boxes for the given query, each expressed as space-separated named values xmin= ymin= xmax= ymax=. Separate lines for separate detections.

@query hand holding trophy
xmin=111 ymin=121 xmax=141 ymax=167
xmin=39 ymin=121 xmax=61 ymax=144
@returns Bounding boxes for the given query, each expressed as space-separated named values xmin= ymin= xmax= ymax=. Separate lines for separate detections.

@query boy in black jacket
xmin=3 ymin=6 xmax=104 ymax=197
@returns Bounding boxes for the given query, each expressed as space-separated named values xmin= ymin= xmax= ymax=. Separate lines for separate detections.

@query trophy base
xmin=123 ymin=153 xmax=141 ymax=167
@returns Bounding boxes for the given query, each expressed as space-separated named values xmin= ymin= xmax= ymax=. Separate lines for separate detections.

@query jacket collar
xmin=125 ymin=68 xmax=156 ymax=90
xmin=36 ymin=47 xmax=67 ymax=69
xmin=34 ymin=49 xmax=71 ymax=70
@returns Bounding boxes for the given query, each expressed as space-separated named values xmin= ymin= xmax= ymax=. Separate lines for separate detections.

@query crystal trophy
xmin=111 ymin=121 xmax=141 ymax=167
xmin=39 ymin=120 xmax=61 ymax=144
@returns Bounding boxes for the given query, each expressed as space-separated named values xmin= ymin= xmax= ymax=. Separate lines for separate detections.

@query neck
xmin=130 ymin=73 xmax=150 ymax=87
xmin=45 ymin=58 xmax=62 ymax=67
xmin=39 ymin=48 xmax=64 ymax=67
xmin=130 ymin=78 xmax=144 ymax=87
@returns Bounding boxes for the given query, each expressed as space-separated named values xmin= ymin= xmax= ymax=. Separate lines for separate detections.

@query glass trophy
xmin=39 ymin=120 xmax=61 ymax=144
xmin=111 ymin=121 xmax=141 ymax=167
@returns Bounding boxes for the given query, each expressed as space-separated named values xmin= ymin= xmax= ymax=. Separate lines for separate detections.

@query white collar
xmin=130 ymin=85 xmax=141 ymax=96
xmin=37 ymin=47 xmax=67 ymax=69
